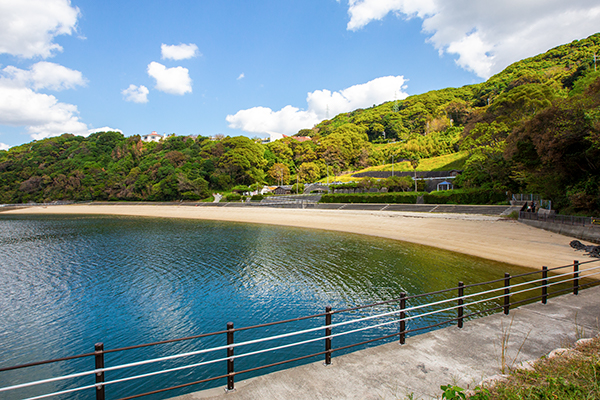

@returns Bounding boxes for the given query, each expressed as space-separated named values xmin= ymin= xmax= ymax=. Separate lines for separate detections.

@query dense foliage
xmin=1 ymin=33 xmax=600 ymax=213
xmin=423 ymin=189 xmax=507 ymax=205
xmin=320 ymin=192 xmax=421 ymax=204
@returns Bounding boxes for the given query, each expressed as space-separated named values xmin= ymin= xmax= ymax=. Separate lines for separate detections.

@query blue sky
xmin=1 ymin=0 xmax=600 ymax=149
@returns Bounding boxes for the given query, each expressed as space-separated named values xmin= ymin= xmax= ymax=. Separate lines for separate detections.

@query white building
xmin=141 ymin=131 xmax=163 ymax=143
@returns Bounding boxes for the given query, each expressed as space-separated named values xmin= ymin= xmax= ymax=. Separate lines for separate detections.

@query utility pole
xmin=391 ymin=155 xmax=395 ymax=177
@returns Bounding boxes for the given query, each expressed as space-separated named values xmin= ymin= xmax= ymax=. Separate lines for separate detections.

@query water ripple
xmin=0 ymin=215 xmax=532 ymax=400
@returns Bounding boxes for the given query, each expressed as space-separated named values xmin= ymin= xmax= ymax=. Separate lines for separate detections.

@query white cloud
xmin=161 ymin=43 xmax=199 ymax=60
xmin=88 ymin=127 xmax=122 ymax=135
xmin=0 ymin=65 xmax=88 ymax=140
xmin=122 ymin=84 xmax=149 ymax=103
xmin=0 ymin=142 xmax=9 ymax=151
xmin=237 ymin=73 xmax=245 ymax=80
xmin=226 ymin=75 xmax=407 ymax=135
xmin=2 ymin=62 xmax=86 ymax=91
xmin=346 ymin=0 xmax=600 ymax=78
xmin=0 ymin=0 xmax=80 ymax=58
xmin=147 ymin=62 xmax=192 ymax=95
xmin=347 ymin=0 xmax=435 ymax=31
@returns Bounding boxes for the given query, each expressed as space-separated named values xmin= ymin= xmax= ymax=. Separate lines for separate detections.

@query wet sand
xmin=5 ymin=204 xmax=590 ymax=270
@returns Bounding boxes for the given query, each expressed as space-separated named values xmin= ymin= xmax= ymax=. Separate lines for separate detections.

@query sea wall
xmin=518 ymin=219 xmax=600 ymax=244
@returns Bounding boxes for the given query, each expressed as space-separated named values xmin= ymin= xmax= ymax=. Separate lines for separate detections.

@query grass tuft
xmin=470 ymin=336 xmax=600 ymax=399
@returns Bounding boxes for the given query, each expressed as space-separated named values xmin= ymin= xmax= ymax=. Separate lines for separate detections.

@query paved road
xmin=173 ymin=286 xmax=600 ymax=400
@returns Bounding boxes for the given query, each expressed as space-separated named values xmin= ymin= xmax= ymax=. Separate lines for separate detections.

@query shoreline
xmin=3 ymin=204 xmax=590 ymax=269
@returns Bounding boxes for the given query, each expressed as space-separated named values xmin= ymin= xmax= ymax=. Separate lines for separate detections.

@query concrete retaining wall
xmin=519 ymin=219 xmax=600 ymax=244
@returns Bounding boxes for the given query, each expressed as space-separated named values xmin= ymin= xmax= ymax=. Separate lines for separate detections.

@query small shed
xmin=437 ymin=181 xmax=453 ymax=191
xmin=273 ymin=185 xmax=293 ymax=195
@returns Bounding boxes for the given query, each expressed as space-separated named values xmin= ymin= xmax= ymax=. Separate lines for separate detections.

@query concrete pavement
xmin=173 ymin=285 xmax=600 ymax=400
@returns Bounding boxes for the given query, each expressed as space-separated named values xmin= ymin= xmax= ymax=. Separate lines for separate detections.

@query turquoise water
xmin=0 ymin=215 xmax=533 ymax=399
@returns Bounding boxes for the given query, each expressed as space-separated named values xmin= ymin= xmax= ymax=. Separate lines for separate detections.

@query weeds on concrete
xmin=467 ymin=336 xmax=600 ymax=399
xmin=497 ymin=315 xmax=532 ymax=374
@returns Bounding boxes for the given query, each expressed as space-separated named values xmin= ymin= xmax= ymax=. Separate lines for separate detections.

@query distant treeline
xmin=1 ymin=33 xmax=600 ymax=214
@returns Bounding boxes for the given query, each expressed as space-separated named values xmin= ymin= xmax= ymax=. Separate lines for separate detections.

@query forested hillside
xmin=1 ymin=33 xmax=599 ymax=214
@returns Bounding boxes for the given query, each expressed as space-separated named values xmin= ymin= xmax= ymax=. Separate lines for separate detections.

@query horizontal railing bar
xmin=329 ymin=318 xmax=402 ymax=341
xmin=0 ymin=330 xmax=230 ymax=374
xmin=509 ymin=294 xmax=544 ymax=308
xmin=104 ymin=329 xmax=229 ymax=354
xmin=232 ymin=334 xmax=328 ymax=361
xmin=462 ymin=304 xmax=505 ymax=320
xmin=116 ymin=373 xmax=229 ymax=400
xmin=23 ymin=381 xmax=97 ymax=400
xmin=461 ymin=260 xmax=597 ymax=290
xmin=97 ymin=351 xmax=237 ymax=391
xmin=232 ymin=349 xmax=328 ymax=377
xmin=462 ymin=275 xmax=512 ymax=289
xmin=579 ymin=280 xmax=600 ymax=289
xmin=0 ymin=351 xmax=96 ymax=373
xmin=0 ymin=367 xmax=98 ymax=393
xmin=331 ymin=331 xmax=401 ymax=354
xmin=547 ymin=286 xmax=578 ymax=298
xmin=331 ymin=286 xmax=459 ymax=315
xmin=576 ymin=259 xmax=600 ymax=266
xmin=403 ymin=317 xmax=457 ymax=335
xmin=233 ymin=311 xmax=329 ymax=333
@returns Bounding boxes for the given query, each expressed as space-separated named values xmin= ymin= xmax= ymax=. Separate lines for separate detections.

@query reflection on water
xmin=0 ymin=215 xmax=533 ymax=399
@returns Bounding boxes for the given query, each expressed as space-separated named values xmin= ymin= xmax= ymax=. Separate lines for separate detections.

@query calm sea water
xmin=0 ymin=214 xmax=533 ymax=399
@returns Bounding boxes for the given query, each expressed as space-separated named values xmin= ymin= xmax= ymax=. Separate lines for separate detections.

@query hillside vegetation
xmin=1 ymin=33 xmax=599 ymax=214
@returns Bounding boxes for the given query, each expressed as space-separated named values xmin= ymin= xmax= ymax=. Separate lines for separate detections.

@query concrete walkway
xmin=173 ymin=286 xmax=600 ymax=400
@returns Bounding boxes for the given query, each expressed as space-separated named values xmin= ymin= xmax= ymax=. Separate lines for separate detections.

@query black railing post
xmin=226 ymin=322 xmax=235 ymax=391
xmin=503 ymin=273 xmax=510 ymax=315
xmin=325 ymin=306 xmax=332 ymax=365
xmin=542 ymin=266 xmax=548 ymax=304
xmin=457 ymin=282 xmax=464 ymax=329
xmin=399 ymin=292 xmax=406 ymax=345
xmin=94 ymin=343 xmax=105 ymax=400
xmin=574 ymin=260 xmax=579 ymax=295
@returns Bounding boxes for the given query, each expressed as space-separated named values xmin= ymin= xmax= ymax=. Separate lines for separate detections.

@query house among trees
xmin=141 ymin=131 xmax=163 ymax=143
xmin=273 ymin=185 xmax=293 ymax=195
xmin=261 ymin=131 xmax=312 ymax=144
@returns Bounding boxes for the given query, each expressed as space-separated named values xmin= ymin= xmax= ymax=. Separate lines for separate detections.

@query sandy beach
xmin=3 ymin=203 xmax=593 ymax=270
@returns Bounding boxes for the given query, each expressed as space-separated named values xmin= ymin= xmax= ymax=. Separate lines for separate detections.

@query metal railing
xmin=512 ymin=194 xmax=551 ymax=210
xmin=520 ymin=211 xmax=600 ymax=227
xmin=1 ymin=259 xmax=599 ymax=400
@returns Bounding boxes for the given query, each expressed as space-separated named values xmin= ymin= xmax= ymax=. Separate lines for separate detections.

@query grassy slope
xmin=325 ymin=152 xmax=469 ymax=183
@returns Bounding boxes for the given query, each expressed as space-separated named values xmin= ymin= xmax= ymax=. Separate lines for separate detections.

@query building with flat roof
xmin=141 ymin=131 xmax=163 ymax=142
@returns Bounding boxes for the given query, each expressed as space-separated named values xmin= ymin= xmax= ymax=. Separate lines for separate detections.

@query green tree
xmin=268 ymin=163 xmax=290 ymax=185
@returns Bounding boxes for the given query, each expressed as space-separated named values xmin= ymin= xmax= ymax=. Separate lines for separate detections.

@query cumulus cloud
xmin=347 ymin=0 xmax=435 ymax=31
xmin=0 ymin=142 xmax=9 ymax=151
xmin=161 ymin=43 xmax=199 ymax=60
xmin=122 ymin=84 xmax=149 ymax=103
xmin=237 ymin=73 xmax=245 ymax=80
xmin=2 ymin=62 xmax=86 ymax=91
xmin=346 ymin=0 xmax=600 ymax=78
xmin=0 ymin=0 xmax=80 ymax=58
xmin=226 ymin=75 xmax=407 ymax=135
xmin=0 ymin=64 xmax=88 ymax=140
xmin=88 ymin=127 xmax=122 ymax=135
xmin=147 ymin=62 xmax=192 ymax=95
